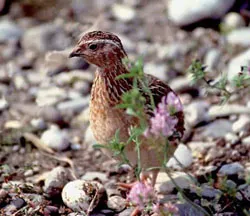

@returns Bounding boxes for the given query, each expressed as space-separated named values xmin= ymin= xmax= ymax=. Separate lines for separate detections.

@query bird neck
xmin=91 ymin=63 xmax=132 ymax=106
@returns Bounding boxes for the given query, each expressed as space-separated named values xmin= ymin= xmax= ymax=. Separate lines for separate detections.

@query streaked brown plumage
xmin=69 ymin=31 xmax=184 ymax=186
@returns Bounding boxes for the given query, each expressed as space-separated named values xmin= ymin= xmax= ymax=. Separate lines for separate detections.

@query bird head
xmin=69 ymin=31 xmax=127 ymax=68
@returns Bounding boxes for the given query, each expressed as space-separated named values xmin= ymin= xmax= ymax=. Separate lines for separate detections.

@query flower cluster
xmin=127 ymin=181 xmax=156 ymax=210
xmin=144 ymin=92 xmax=183 ymax=138
xmin=153 ymin=202 xmax=179 ymax=215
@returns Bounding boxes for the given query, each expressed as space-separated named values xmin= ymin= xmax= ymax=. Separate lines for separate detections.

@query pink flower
xmin=144 ymin=92 xmax=182 ymax=138
xmin=153 ymin=202 xmax=179 ymax=215
xmin=127 ymin=182 xmax=156 ymax=210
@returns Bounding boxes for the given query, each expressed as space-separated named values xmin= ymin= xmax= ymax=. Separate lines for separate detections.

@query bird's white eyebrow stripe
xmin=81 ymin=39 xmax=121 ymax=49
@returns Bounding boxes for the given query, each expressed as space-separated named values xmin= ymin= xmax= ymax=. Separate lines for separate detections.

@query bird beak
xmin=69 ymin=47 xmax=81 ymax=58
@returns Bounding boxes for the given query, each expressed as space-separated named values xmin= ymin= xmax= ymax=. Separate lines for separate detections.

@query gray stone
xmin=22 ymin=23 xmax=70 ymax=52
xmin=201 ymin=185 xmax=222 ymax=199
xmin=226 ymin=28 xmax=250 ymax=47
xmin=144 ymin=62 xmax=168 ymax=82
xmin=167 ymin=144 xmax=193 ymax=169
xmin=204 ymin=48 xmax=221 ymax=71
xmin=225 ymin=133 xmax=239 ymax=145
xmin=242 ymin=136 xmax=250 ymax=147
xmin=223 ymin=12 xmax=246 ymax=30
xmin=209 ymin=104 xmax=250 ymax=118
xmin=81 ymin=171 xmax=108 ymax=182
xmin=111 ymin=3 xmax=136 ymax=22
xmin=232 ymin=115 xmax=250 ymax=133
xmin=168 ymin=0 xmax=235 ymax=26
xmin=107 ymin=195 xmax=126 ymax=212
xmin=84 ymin=126 xmax=96 ymax=145
xmin=0 ymin=98 xmax=8 ymax=111
xmin=155 ymin=172 xmax=193 ymax=194
xmin=219 ymin=162 xmax=244 ymax=175
xmin=41 ymin=125 xmax=70 ymax=151
xmin=0 ymin=19 xmax=23 ymax=43
xmin=57 ymin=97 xmax=89 ymax=113
xmin=118 ymin=208 xmax=135 ymax=216
xmin=227 ymin=49 xmax=250 ymax=81
xmin=205 ymin=148 xmax=224 ymax=162
xmin=30 ymin=118 xmax=47 ymax=130
xmin=184 ymin=101 xmax=210 ymax=126
xmin=43 ymin=166 xmax=71 ymax=198
xmin=201 ymin=119 xmax=232 ymax=138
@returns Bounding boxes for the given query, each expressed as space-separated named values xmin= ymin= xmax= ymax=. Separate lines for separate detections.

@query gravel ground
xmin=0 ymin=0 xmax=250 ymax=215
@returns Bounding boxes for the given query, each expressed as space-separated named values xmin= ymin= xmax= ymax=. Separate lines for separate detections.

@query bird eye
xmin=88 ymin=43 xmax=97 ymax=50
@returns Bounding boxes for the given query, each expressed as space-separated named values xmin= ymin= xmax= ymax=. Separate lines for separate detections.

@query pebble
xmin=36 ymin=87 xmax=67 ymax=106
xmin=209 ymin=104 xmax=250 ymax=118
xmin=167 ymin=144 xmax=193 ymax=169
xmin=22 ymin=22 xmax=70 ymax=52
xmin=204 ymin=48 xmax=221 ymax=71
xmin=107 ymin=195 xmax=126 ymax=212
xmin=14 ymin=75 xmax=28 ymax=90
xmin=41 ymin=125 xmax=70 ymax=151
xmin=57 ymin=97 xmax=89 ymax=113
xmin=0 ymin=97 xmax=9 ymax=111
xmin=155 ymin=172 xmax=193 ymax=194
xmin=30 ymin=118 xmax=47 ymax=130
xmin=84 ymin=126 xmax=96 ymax=145
xmin=144 ymin=62 xmax=168 ymax=82
xmin=188 ymin=141 xmax=216 ymax=153
xmin=204 ymin=148 xmax=224 ymax=162
xmin=227 ymin=48 xmax=250 ymax=81
xmin=200 ymin=185 xmax=222 ymax=199
xmin=225 ymin=133 xmax=239 ymax=145
xmin=184 ymin=101 xmax=210 ymax=126
xmin=81 ymin=171 xmax=108 ymax=182
xmin=4 ymin=197 xmax=26 ymax=215
xmin=0 ymin=19 xmax=23 ymax=43
xmin=43 ymin=166 xmax=71 ymax=197
xmin=0 ymin=189 xmax=8 ymax=204
xmin=62 ymin=180 xmax=106 ymax=213
xmin=232 ymin=115 xmax=250 ymax=133
xmin=24 ymin=169 xmax=34 ymax=177
xmin=226 ymin=28 xmax=250 ymax=47
xmin=111 ymin=3 xmax=136 ymax=22
xmin=242 ymin=136 xmax=250 ymax=147
xmin=168 ymin=0 xmax=235 ymax=26
xmin=118 ymin=208 xmax=135 ymax=216
xmin=201 ymin=119 xmax=232 ymax=139
xmin=219 ymin=162 xmax=244 ymax=175
xmin=223 ymin=12 xmax=245 ymax=30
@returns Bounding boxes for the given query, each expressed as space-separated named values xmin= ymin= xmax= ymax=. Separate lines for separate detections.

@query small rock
xmin=0 ymin=97 xmax=9 ymax=111
xmin=168 ymin=0 xmax=235 ymax=26
xmin=43 ymin=166 xmax=71 ymax=197
xmin=225 ymin=133 xmax=239 ymax=145
xmin=22 ymin=23 xmax=70 ymax=52
xmin=201 ymin=119 xmax=232 ymax=139
xmin=84 ymin=126 xmax=96 ymax=145
xmin=226 ymin=28 xmax=250 ymax=47
xmin=144 ymin=62 xmax=168 ymax=82
xmin=232 ymin=115 xmax=250 ymax=133
xmin=0 ymin=189 xmax=8 ymax=204
xmin=188 ymin=141 xmax=215 ymax=153
xmin=209 ymin=104 xmax=250 ymax=118
xmin=0 ymin=19 xmax=23 ymax=43
xmin=44 ymin=205 xmax=59 ymax=215
xmin=112 ymin=4 xmax=136 ymax=22
xmin=81 ymin=171 xmax=108 ymax=182
xmin=24 ymin=169 xmax=34 ymax=177
xmin=4 ymin=197 xmax=26 ymax=215
xmin=118 ymin=208 xmax=135 ymax=216
xmin=107 ymin=195 xmax=126 ymax=212
xmin=219 ymin=162 xmax=244 ymax=175
xmin=242 ymin=136 xmax=250 ymax=147
xmin=204 ymin=148 xmax=224 ymax=162
xmin=204 ymin=48 xmax=221 ymax=71
xmin=184 ymin=101 xmax=210 ymax=126
xmin=223 ymin=12 xmax=245 ymax=30
xmin=167 ymin=144 xmax=193 ymax=169
xmin=36 ymin=87 xmax=67 ymax=106
xmin=176 ymin=203 xmax=204 ymax=216
xmin=57 ymin=97 xmax=89 ymax=113
xmin=4 ymin=120 xmax=22 ymax=129
xmin=227 ymin=49 xmax=250 ymax=81
xmin=201 ymin=185 xmax=222 ymax=199
xmin=62 ymin=179 xmax=106 ymax=213
xmin=155 ymin=172 xmax=193 ymax=194
xmin=13 ymin=75 xmax=28 ymax=90
xmin=30 ymin=118 xmax=47 ymax=130
xmin=41 ymin=125 xmax=70 ymax=151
